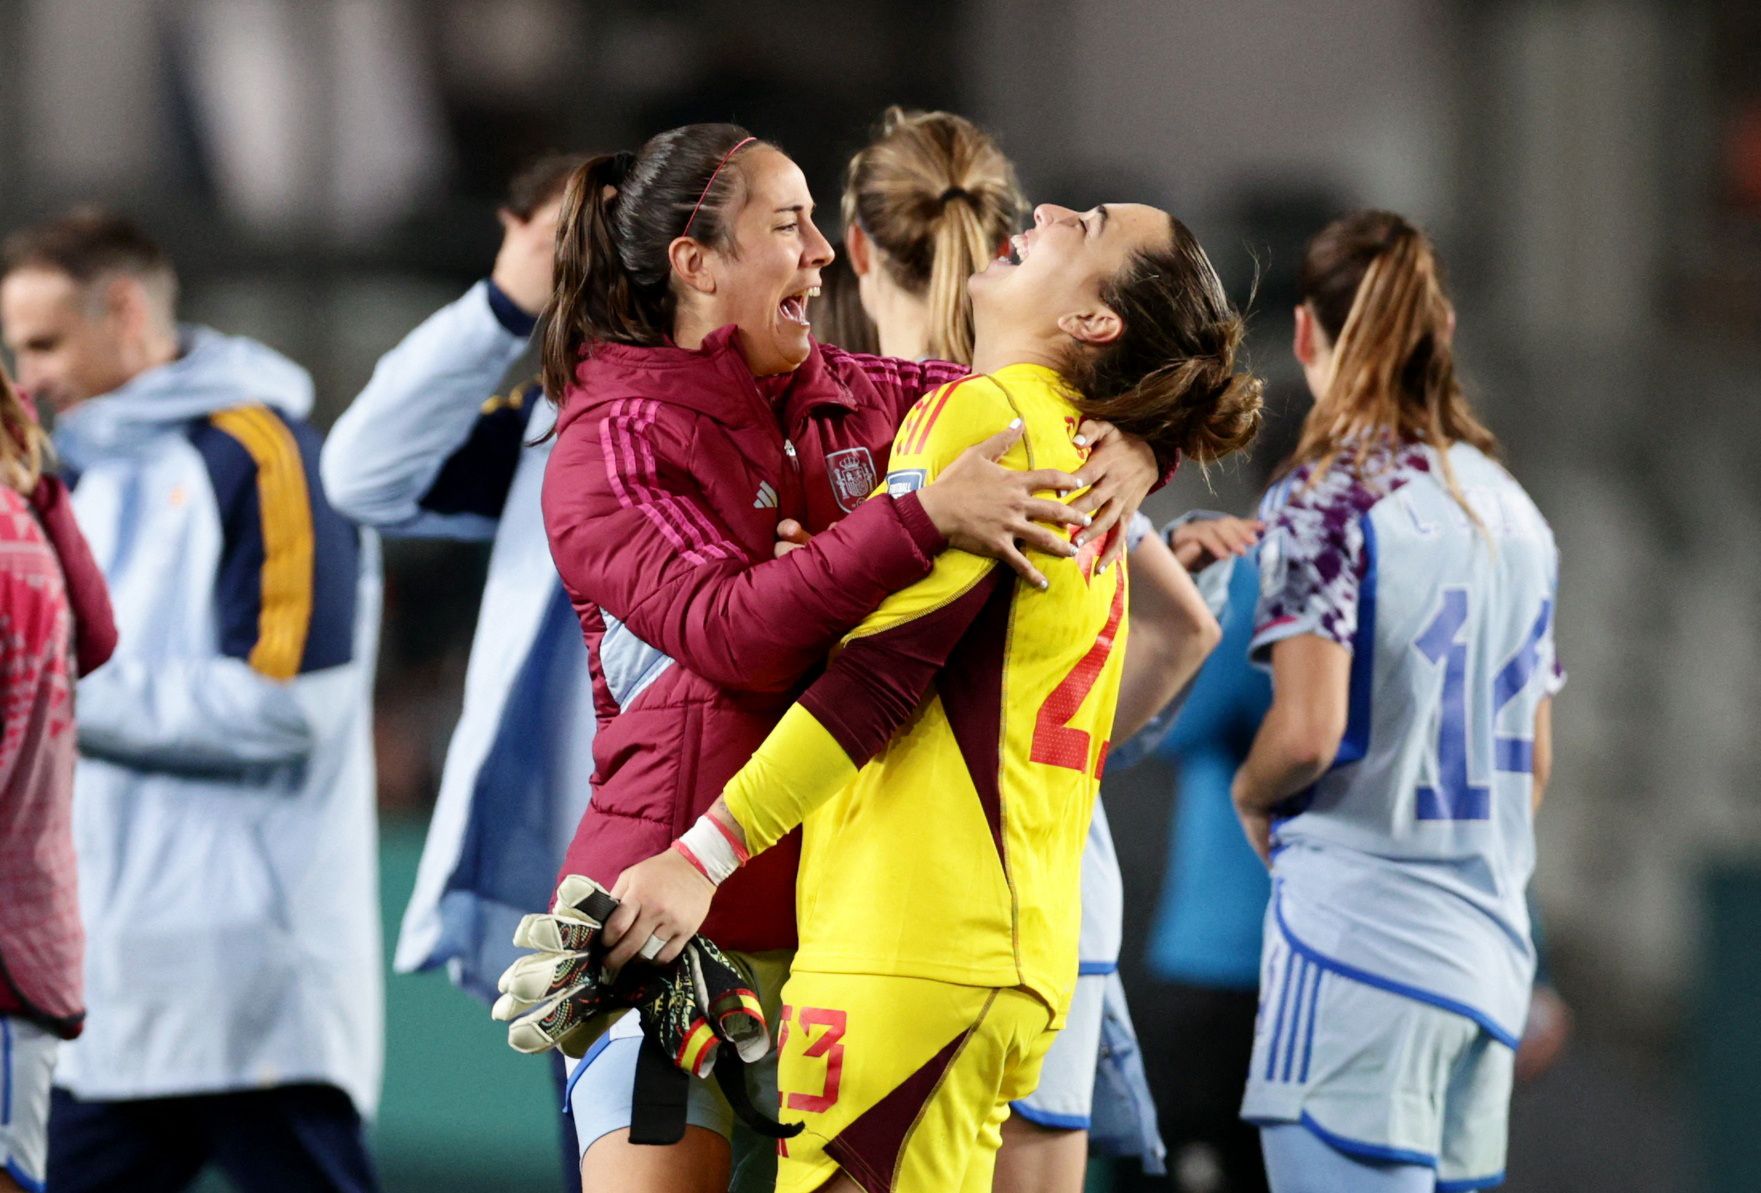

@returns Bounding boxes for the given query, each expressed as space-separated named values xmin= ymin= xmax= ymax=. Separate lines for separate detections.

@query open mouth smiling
xmin=778 ymin=285 xmax=820 ymax=326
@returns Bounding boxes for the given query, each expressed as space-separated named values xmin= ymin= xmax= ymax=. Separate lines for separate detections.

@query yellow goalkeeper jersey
xmin=723 ymin=363 xmax=1129 ymax=1024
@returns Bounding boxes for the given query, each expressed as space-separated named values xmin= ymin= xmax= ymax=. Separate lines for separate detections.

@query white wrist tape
xmin=674 ymin=814 xmax=747 ymax=887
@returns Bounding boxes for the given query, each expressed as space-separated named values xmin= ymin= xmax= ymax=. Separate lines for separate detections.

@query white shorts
xmin=565 ymin=949 xmax=788 ymax=1193
xmin=0 ymin=1017 xmax=59 ymax=1193
xmin=1011 ymin=971 xmax=1106 ymax=1130
xmin=1240 ymin=936 xmax=1513 ymax=1190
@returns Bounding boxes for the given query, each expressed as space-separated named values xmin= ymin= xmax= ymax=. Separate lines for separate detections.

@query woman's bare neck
xmin=969 ymin=333 xmax=1063 ymax=378
xmin=869 ymin=287 xmax=933 ymax=361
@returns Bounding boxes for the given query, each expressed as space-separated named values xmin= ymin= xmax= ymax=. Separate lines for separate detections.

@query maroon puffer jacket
xmin=29 ymin=474 xmax=117 ymax=678
xmin=542 ymin=326 xmax=967 ymax=952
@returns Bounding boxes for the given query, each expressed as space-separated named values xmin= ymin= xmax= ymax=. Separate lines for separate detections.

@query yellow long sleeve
xmin=723 ymin=703 xmax=859 ymax=854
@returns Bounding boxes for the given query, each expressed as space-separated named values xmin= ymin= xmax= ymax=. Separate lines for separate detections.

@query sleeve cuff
xmin=1125 ymin=512 xmax=1154 ymax=554
xmin=1248 ymin=615 xmax=1348 ymax=669
xmin=1544 ymin=660 xmax=1567 ymax=697
xmin=484 ymin=277 xmax=540 ymax=338
xmin=892 ymin=491 xmax=948 ymax=559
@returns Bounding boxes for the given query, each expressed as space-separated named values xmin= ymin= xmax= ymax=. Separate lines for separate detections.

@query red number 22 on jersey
xmin=1030 ymin=576 xmax=1125 ymax=778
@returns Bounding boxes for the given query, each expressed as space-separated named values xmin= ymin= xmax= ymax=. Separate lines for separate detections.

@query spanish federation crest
xmin=826 ymin=447 xmax=877 ymax=513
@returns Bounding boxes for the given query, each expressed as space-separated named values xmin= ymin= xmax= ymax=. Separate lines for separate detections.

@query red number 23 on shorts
xmin=779 ymin=1004 xmax=847 ymax=1114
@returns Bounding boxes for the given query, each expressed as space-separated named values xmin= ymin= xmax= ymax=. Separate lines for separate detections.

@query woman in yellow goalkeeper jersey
xmin=606 ymin=196 xmax=1263 ymax=1193
xmin=827 ymin=106 xmax=1220 ymax=1193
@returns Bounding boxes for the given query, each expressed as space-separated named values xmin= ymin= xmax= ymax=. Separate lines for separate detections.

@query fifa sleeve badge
xmin=886 ymin=468 xmax=927 ymax=496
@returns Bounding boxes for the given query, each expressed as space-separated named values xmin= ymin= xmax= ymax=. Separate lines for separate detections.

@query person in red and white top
xmin=0 ymin=360 xmax=115 ymax=1193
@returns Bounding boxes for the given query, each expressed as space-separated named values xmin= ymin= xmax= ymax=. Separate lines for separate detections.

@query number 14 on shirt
xmin=1412 ymin=588 xmax=1554 ymax=821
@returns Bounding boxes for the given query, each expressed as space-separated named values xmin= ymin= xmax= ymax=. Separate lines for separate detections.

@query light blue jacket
xmin=53 ymin=328 xmax=383 ymax=1114
xmin=321 ymin=280 xmax=595 ymax=1002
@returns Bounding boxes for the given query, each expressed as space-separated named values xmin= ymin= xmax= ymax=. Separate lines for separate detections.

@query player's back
xmin=793 ymin=365 xmax=1127 ymax=1023
xmin=1253 ymin=440 xmax=1561 ymax=1044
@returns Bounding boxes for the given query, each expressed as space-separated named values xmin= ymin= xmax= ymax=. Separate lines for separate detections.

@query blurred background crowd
xmin=1 ymin=1 xmax=1757 ymax=1190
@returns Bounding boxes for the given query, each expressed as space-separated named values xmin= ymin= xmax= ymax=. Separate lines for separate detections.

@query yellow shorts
xmin=773 ymin=971 xmax=1057 ymax=1193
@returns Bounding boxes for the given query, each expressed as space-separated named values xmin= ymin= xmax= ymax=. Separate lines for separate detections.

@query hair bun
xmin=1189 ymin=368 xmax=1264 ymax=465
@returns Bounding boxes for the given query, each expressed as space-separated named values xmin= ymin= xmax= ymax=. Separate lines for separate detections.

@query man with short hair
xmin=0 ymin=209 xmax=382 ymax=1192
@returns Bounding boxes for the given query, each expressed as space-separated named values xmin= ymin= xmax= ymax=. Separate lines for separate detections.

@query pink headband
xmin=683 ymin=136 xmax=756 ymax=238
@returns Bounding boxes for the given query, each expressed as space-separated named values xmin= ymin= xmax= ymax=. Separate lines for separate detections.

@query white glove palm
xmin=492 ymin=875 xmax=619 ymax=1056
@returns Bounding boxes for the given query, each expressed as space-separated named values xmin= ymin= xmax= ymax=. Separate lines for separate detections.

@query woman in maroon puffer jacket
xmin=535 ymin=124 xmax=1160 ymax=1193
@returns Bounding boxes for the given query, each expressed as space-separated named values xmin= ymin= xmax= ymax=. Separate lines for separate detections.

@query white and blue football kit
xmin=1240 ymin=442 xmax=1563 ymax=1191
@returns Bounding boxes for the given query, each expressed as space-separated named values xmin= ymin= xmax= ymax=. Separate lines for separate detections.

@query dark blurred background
xmin=2 ymin=1 xmax=1758 ymax=1190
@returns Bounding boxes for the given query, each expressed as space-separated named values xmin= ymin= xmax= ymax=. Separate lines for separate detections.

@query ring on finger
xmin=638 ymin=931 xmax=669 ymax=961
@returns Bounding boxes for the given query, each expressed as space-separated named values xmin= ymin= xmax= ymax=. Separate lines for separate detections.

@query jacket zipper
xmin=740 ymin=367 xmax=807 ymax=523
xmin=779 ymin=436 xmax=804 ymax=521
xmin=781 ymin=437 xmax=806 ymax=521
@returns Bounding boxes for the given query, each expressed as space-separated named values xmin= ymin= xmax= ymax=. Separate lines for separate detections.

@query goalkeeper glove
xmin=492 ymin=875 xmax=769 ymax=1076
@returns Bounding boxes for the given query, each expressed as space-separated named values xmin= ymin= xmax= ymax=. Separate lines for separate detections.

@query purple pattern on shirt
xmin=1254 ymin=443 xmax=1432 ymax=652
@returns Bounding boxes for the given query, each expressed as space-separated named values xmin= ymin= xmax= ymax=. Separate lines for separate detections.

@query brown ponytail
xmin=1288 ymin=210 xmax=1498 ymax=514
xmin=841 ymin=108 xmax=1026 ymax=364
xmin=541 ymin=124 xmax=768 ymax=401
xmin=1063 ymin=214 xmax=1263 ymax=468
xmin=0 ymin=361 xmax=48 ymax=495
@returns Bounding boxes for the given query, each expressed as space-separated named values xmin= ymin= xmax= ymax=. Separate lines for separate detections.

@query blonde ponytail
xmin=923 ymin=193 xmax=995 ymax=362
xmin=842 ymin=108 xmax=1026 ymax=365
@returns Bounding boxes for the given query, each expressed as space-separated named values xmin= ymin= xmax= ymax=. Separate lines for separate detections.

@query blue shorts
xmin=1011 ymin=972 xmax=1105 ymax=1129
xmin=565 ymin=949 xmax=789 ymax=1193
xmin=1008 ymin=797 xmax=1166 ymax=1173
xmin=47 ymin=1082 xmax=376 ymax=1193
xmin=1241 ymin=933 xmax=1512 ymax=1191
